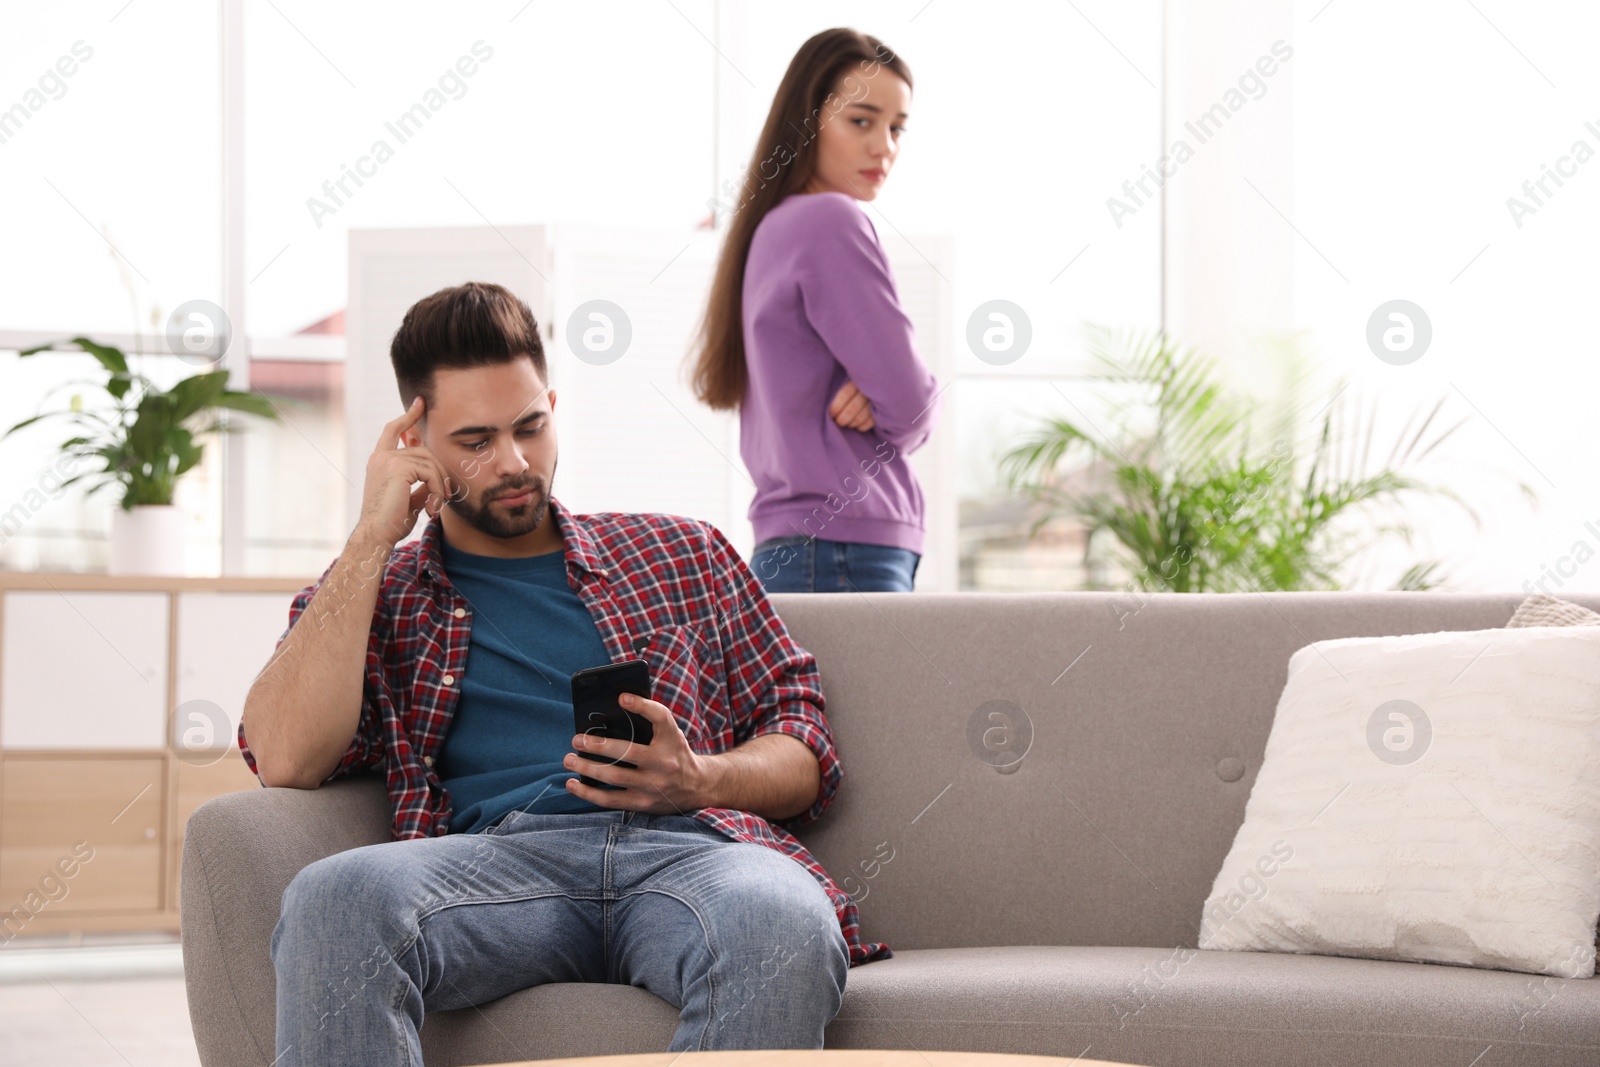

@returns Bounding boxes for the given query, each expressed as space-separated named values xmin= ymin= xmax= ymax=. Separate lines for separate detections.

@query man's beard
xmin=453 ymin=455 xmax=558 ymax=539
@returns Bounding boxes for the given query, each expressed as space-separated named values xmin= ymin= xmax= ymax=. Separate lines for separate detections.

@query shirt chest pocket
xmin=636 ymin=623 xmax=728 ymax=747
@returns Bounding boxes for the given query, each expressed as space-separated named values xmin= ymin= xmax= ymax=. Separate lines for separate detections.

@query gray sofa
xmin=182 ymin=591 xmax=1600 ymax=1066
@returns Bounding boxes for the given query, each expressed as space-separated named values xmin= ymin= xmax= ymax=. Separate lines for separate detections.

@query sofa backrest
xmin=770 ymin=590 xmax=1592 ymax=953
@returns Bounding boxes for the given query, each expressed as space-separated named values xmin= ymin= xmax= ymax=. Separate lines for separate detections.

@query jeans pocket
xmin=486 ymin=810 xmax=522 ymax=836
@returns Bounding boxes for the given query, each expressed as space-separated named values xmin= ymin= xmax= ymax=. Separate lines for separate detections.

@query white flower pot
xmin=110 ymin=504 xmax=188 ymax=576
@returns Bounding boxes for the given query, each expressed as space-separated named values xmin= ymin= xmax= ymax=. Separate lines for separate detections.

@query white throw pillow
xmin=1506 ymin=592 xmax=1600 ymax=629
xmin=1199 ymin=624 xmax=1600 ymax=978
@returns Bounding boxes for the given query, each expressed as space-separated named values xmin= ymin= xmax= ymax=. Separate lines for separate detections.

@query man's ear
xmin=547 ymin=388 xmax=557 ymax=412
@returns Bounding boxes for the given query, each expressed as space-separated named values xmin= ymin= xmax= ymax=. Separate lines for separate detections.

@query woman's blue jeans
xmin=749 ymin=536 xmax=920 ymax=593
xmin=269 ymin=809 xmax=849 ymax=1064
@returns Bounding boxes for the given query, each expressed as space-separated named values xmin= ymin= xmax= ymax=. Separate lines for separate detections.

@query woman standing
xmin=691 ymin=28 xmax=942 ymax=594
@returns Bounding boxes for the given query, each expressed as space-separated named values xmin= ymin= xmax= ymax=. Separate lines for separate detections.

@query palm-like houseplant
xmin=998 ymin=324 xmax=1502 ymax=593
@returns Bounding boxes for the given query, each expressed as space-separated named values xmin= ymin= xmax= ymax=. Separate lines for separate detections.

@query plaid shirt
xmin=238 ymin=495 xmax=891 ymax=967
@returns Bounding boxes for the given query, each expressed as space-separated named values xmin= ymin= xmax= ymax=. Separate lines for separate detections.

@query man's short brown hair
xmin=389 ymin=281 xmax=548 ymax=411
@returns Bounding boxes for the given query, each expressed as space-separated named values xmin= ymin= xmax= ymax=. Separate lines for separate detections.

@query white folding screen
xmin=347 ymin=223 xmax=954 ymax=590
xmin=541 ymin=225 xmax=738 ymax=540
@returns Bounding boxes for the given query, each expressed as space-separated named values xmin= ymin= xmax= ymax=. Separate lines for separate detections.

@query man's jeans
xmin=750 ymin=536 xmax=921 ymax=593
xmin=270 ymin=809 xmax=849 ymax=1065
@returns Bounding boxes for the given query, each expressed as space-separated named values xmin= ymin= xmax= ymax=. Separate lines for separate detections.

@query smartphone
xmin=570 ymin=659 xmax=655 ymax=789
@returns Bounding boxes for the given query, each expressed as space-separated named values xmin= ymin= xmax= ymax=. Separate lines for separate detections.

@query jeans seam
xmin=414 ymin=890 xmax=601 ymax=926
xmin=620 ymin=887 xmax=722 ymax=1050
xmin=603 ymin=824 xmax=620 ymax=980
xmin=392 ymin=943 xmax=421 ymax=1067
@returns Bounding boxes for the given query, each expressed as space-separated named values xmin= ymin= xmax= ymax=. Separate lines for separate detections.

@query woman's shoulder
xmin=765 ymin=190 xmax=870 ymax=233
xmin=759 ymin=191 xmax=876 ymax=257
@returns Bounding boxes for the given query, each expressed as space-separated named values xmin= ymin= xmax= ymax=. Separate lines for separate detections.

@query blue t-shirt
xmin=435 ymin=537 xmax=617 ymax=833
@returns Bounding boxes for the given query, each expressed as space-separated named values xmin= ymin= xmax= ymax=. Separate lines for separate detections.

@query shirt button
xmin=442 ymin=674 xmax=455 ymax=686
xmin=453 ymin=608 xmax=466 ymax=618
xmin=423 ymin=755 xmax=435 ymax=767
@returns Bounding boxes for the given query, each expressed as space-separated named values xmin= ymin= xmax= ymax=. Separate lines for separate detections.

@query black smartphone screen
xmin=570 ymin=659 xmax=655 ymax=789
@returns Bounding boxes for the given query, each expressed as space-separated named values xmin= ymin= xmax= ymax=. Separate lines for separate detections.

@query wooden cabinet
xmin=0 ymin=574 xmax=311 ymax=939
xmin=0 ymin=756 xmax=165 ymax=914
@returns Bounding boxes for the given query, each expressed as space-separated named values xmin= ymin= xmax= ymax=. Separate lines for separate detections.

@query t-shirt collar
xmin=415 ymin=493 xmax=609 ymax=586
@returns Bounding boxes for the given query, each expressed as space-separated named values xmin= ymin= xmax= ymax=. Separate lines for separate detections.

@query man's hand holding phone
xmin=565 ymin=689 xmax=714 ymax=815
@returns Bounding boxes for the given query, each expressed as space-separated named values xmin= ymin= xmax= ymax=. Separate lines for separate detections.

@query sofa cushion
xmin=417 ymin=946 xmax=1600 ymax=1067
xmin=1199 ymin=624 xmax=1600 ymax=978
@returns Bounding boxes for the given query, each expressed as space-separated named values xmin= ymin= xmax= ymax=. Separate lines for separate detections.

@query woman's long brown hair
xmin=689 ymin=27 xmax=913 ymax=412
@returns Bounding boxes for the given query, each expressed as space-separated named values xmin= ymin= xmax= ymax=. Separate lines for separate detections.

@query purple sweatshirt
xmin=740 ymin=191 xmax=943 ymax=555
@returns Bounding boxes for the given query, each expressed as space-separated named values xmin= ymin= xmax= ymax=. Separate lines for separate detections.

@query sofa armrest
xmin=181 ymin=775 xmax=391 ymax=1067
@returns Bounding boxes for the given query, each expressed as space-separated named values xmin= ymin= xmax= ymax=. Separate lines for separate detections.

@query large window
xmin=0 ymin=2 xmax=222 ymax=335
xmin=3 ymin=0 xmax=1165 ymax=584
xmin=1289 ymin=0 xmax=1600 ymax=592
xmin=0 ymin=2 xmax=224 ymax=570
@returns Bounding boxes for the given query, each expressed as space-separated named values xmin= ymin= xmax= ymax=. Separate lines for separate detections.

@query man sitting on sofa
xmin=237 ymin=281 xmax=889 ymax=1065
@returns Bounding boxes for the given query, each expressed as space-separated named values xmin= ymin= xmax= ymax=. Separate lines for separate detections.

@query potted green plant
xmin=998 ymin=324 xmax=1531 ymax=592
xmin=2 ymin=336 xmax=280 ymax=575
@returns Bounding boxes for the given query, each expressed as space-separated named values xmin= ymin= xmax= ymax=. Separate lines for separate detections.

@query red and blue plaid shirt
xmin=237 ymin=495 xmax=891 ymax=967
